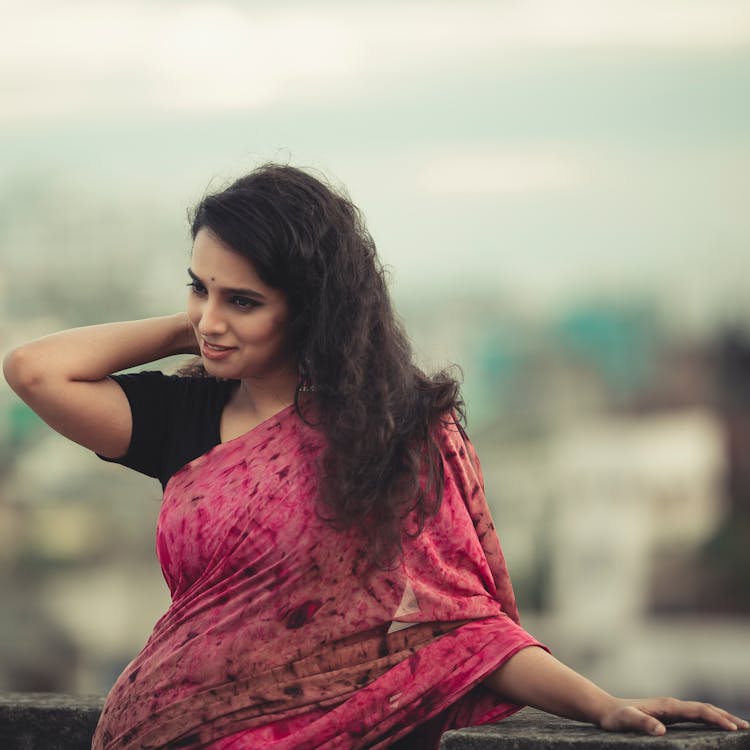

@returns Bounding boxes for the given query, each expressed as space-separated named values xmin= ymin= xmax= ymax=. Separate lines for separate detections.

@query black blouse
xmin=98 ymin=371 xmax=237 ymax=489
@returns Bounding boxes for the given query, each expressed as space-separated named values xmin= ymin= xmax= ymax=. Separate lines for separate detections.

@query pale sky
xmin=2 ymin=0 xmax=749 ymax=328
xmin=2 ymin=0 xmax=749 ymax=121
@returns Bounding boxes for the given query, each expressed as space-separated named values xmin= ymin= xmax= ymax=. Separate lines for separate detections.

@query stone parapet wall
xmin=0 ymin=692 xmax=103 ymax=750
xmin=1 ymin=694 xmax=748 ymax=749
xmin=441 ymin=708 xmax=750 ymax=749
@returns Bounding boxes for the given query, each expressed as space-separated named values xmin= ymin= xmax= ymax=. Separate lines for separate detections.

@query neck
xmin=236 ymin=369 xmax=299 ymax=419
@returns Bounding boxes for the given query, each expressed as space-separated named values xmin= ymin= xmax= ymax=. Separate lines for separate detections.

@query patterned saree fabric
xmin=92 ymin=407 xmax=543 ymax=750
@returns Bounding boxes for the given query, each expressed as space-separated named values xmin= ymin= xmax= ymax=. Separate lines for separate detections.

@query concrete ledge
xmin=1 ymin=695 xmax=748 ymax=749
xmin=0 ymin=692 xmax=104 ymax=750
xmin=440 ymin=709 xmax=750 ymax=749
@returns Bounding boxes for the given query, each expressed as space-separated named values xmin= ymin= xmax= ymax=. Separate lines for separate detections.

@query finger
xmin=706 ymin=705 xmax=750 ymax=730
xmin=685 ymin=703 xmax=740 ymax=730
xmin=648 ymin=699 xmax=747 ymax=731
xmin=648 ymin=719 xmax=667 ymax=737
xmin=637 ymin=710 xmax=667 ymax=737
xmin=602 ymin=706 xmax=666 ymax=736
xmin=705 ymin=705 xmax=750 ymax=731
xmin=703 ymin=708 xmax=749 ymax=731
xmin=729 ymin=713 xmax=750 ymax=730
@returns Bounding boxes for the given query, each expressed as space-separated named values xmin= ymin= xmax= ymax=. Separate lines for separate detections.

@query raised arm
xmin=484 ymin=645 xmax=748 ymax=735
xmin=3 ymin=313 xmax=198 ymax=458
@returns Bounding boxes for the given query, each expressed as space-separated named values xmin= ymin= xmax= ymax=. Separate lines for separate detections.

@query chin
xmin=201 ymin=359 xmax=237 ymax=378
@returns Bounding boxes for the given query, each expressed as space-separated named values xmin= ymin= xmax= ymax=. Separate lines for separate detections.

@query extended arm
xmin=3 ymin=313 xmax=198 ymax=458
xmin=484 ymin=645 xmax=747 ymax=735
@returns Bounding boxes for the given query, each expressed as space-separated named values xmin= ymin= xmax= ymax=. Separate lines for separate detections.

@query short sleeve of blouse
xmin=98 ymin=371 xmax=234 ymax=488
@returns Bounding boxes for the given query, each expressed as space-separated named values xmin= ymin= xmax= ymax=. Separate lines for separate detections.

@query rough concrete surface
xmin=440 ymin=708 xmax=750 ymax=750
xmin=1 ymin=694 xmax=748 ymax=749
xmin=0 ymin=692 xmax=104 ymax=750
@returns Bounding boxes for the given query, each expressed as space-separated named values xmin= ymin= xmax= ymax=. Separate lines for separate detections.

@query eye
xmin=187 ymin=280 xmax=207 ymax=296
xmin=230 ymin=295 xmax=259 ymax=310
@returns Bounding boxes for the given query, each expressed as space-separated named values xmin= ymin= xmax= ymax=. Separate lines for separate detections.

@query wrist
xmin=171 ymin=313 xmax=199 ymax=355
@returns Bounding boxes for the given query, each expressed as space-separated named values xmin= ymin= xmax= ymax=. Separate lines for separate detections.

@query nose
xmin=197 ymin=298 xmax=228 ymax=337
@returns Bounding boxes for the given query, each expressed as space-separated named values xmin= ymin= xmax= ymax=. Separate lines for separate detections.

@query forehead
xmin=191 ymin=228 xmax=275 ymax=294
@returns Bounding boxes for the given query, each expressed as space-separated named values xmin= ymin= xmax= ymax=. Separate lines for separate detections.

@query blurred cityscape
xmin=1 ymin=0 xmax=749 ymax=725
xmin=1 ymin=195 xmax=748 ymax=714
xmin=409 ymin=297 xmax=750 ymax=715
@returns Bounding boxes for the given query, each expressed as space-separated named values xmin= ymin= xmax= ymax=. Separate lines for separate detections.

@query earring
xmin=298 ymin=357 xmax=317 ymax=393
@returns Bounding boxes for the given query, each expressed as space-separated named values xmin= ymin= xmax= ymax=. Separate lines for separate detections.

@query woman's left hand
xmin=485 ymin=647 xmax=749 ymax=736
xmin=598 ymin=698 xmax=750 ymax=736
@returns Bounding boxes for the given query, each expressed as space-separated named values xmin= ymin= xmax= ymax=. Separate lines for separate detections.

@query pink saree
xmin=92 ymin=407 xmax=544 ymax=750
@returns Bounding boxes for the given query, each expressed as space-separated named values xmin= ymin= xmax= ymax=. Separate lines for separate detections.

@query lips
xmin=201 ymin=340 xmax=238 ymax=360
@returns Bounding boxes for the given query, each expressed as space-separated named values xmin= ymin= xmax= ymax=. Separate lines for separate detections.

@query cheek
xmin=270 ymin=313 xmax=291 ymax=346
xmin=248 ymin=313 xmax=290 ymax=348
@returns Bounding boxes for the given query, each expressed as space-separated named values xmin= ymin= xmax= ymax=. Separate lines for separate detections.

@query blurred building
xmin=1 ymin=296 xmax=749 ymax=711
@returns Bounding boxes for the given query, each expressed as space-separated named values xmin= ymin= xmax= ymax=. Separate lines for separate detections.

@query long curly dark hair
xmin=188 ymin=164 xmax=463 ymax=566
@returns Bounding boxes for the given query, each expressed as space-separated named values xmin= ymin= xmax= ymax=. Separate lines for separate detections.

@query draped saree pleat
xmin=92 ymin=407 xmax=544 ymax=750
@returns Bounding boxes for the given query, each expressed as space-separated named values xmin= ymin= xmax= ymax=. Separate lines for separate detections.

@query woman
xmin=3 ymin=164 xmax=746 ymax=749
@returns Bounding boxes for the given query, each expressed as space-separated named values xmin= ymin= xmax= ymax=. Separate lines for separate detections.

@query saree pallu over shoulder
xmin=92 ymin=408 xmax=544 ymax=750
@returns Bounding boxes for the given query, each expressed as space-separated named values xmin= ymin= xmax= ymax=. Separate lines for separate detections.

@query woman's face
xmin=187 ymin=228 xmax=295 ymax=382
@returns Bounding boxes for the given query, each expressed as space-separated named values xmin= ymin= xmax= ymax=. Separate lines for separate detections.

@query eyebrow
xmin=187 ymin=268 xmax=267 ymax=301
